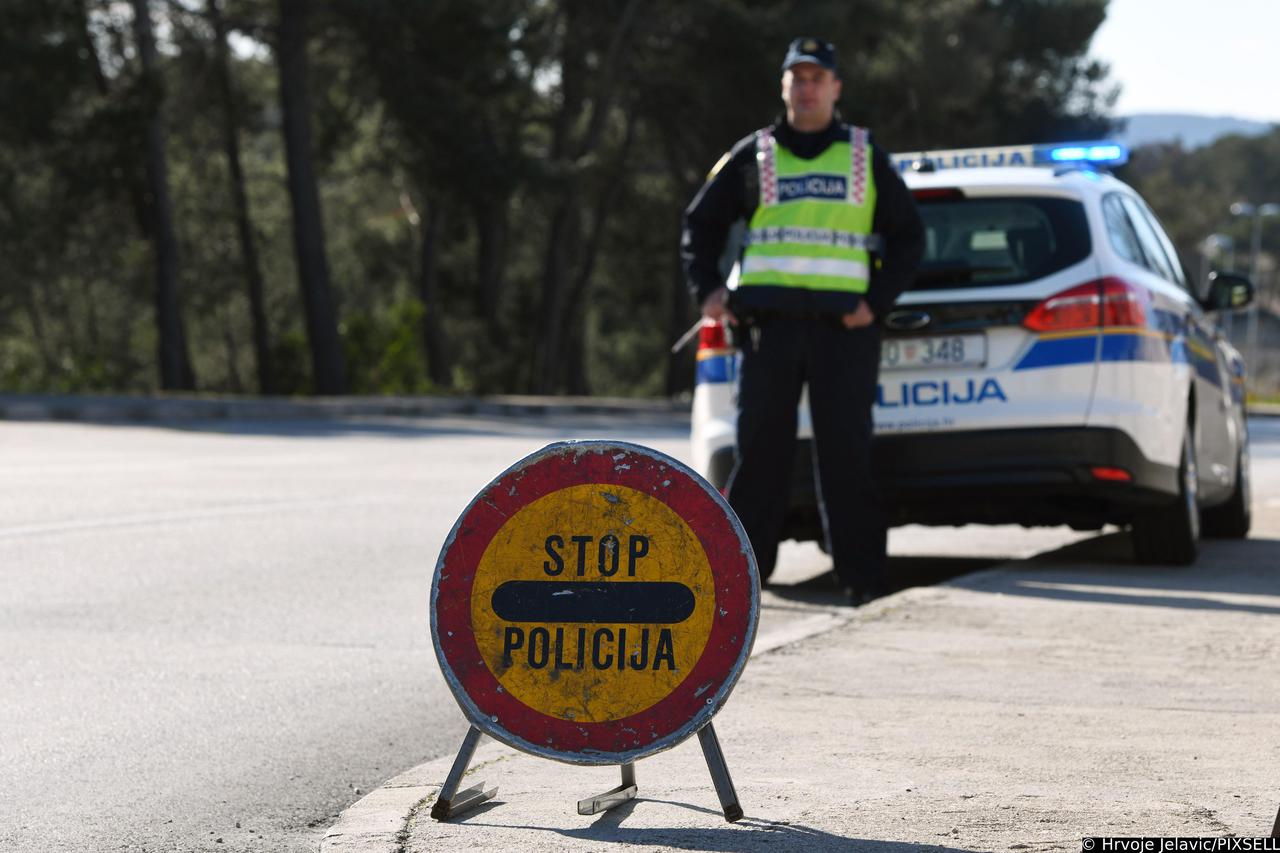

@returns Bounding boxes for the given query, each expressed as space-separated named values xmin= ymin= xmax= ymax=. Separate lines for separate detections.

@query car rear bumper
xmin=707 ymin=426 xmax=1179 ymax=533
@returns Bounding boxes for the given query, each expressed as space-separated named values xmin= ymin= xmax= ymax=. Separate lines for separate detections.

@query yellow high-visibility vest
xmin=738 ymin=126 xmax=878 ymax=312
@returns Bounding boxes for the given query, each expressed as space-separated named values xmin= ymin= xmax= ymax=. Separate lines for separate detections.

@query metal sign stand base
xmin=431 ymin=722 xmax=743 ymax=823
xmin=431 ymin=726 xmax=497 ymax=821
xmin=697 ymin=722 xmax=744 ymax=822
xmin=577 ymin=762 xmax=637 ymax=815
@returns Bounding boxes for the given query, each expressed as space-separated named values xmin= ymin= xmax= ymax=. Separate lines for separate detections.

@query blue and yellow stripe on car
xmin=696 ymin=348 xmax=739 ymax=384
xmin=1228 ymin=355 xmax=1247 ymax=404
xmin=1011 ymin=328 xmax=1101 ymax=371
xmin=1013 ymin=326 xmax=1221 ymax=387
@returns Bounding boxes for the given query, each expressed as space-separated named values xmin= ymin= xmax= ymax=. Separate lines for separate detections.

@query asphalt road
xmin=3 ymin=414 xmax=1276 ymax=852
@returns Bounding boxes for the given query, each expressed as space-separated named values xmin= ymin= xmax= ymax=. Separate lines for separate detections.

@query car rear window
xmin=910 ymin=195 xmax=1092 ymax=290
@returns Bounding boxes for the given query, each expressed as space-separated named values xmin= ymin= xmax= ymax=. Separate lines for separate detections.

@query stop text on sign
xmin=541 ymin=533 xmax=650 ymax=576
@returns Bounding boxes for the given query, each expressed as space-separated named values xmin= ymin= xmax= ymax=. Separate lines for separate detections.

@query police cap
xmin=781 ymin=37 xmax=838 ymax=74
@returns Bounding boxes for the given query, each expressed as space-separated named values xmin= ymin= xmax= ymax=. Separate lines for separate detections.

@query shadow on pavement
xmin=456 ymin=795 xmax=980 ymax=852
xmin=762 ymin=531 xmax=1280 ymax=617
xmin=961 ymin=532 xmax=1280 ymax=615
xmin=765 ymin=555 xmax=1004 ymax=608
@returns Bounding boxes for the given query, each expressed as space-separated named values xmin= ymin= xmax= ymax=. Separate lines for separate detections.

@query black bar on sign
xmin=491 ymin=581 xmax=696 ymax=624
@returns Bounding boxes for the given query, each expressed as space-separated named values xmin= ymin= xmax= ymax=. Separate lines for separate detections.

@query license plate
xmin=880 ymin=335 xmax=986 ymax=370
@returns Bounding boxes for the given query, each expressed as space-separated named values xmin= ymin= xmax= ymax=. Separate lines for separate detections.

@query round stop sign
xmin=431 ymin=441 xmax=758 ymax=765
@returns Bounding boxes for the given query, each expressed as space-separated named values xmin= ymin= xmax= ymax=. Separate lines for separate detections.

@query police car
xmin=692 ymin=141 xmax=1254 ymax=568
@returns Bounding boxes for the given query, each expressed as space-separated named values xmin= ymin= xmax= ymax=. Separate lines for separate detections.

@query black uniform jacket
xmin=681 ymin=118 xmax=924 ymax=319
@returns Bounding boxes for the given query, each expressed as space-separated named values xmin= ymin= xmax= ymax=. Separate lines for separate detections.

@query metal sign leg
xmin=577 ymin=762 xmax=638 ymax=815
xmin=430 ymin=726 xmax=497 ymax=821
xmin=697 ymin=722 xmax=743 ymax=822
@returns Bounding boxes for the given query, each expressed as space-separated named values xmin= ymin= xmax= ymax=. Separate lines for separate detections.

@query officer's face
xmin=782 ymin=63 xmax=841 ymax=131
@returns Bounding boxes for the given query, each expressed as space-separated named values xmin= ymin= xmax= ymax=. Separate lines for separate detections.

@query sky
xmin=1090 ymin=0 xmax=1280 ymax=122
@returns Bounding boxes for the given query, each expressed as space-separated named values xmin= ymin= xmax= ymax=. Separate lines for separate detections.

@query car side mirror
xmin=1204 ymin=271 xmax=1254 ymax=311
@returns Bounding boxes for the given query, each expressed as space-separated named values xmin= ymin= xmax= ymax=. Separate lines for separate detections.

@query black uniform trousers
xmin=725 ymin=315 xmax=887 ymax=594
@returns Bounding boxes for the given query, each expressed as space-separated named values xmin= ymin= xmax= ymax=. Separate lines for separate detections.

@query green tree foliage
xmin=1124 ymin=129 xmax=1280 ymax=287
xmin=0 ymin=0 xmax=1119 ymax=397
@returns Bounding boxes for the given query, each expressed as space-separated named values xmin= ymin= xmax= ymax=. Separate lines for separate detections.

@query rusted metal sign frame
xmin=430 ymin=440 xmax=760 ymax=768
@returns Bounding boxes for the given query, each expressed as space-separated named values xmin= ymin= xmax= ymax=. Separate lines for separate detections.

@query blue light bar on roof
xmin=891 ymin=140 xmax=1128 ymax=173
xmin=1045 ymin=143 xmax=1127 ymax=165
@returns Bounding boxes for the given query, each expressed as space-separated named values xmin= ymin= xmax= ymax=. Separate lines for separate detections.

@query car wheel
xmin=1202 ymin=442 xmax=1251 ymax=539
xmin=1131 ymin=427 xmax=1200 ymax=565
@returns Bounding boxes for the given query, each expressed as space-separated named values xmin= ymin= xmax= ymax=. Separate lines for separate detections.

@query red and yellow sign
xmin=432 ymin=441 xmax=758 ymax=765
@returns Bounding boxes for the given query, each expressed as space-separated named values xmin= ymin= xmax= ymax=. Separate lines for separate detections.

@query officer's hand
xmin=841 ymin=301 xmax=876 ymax=329
xmin=701 ymin=287 xmax=737 ymax=326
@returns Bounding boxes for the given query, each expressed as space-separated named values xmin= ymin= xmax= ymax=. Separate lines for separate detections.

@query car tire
xmin=1202 ymin=443 xmax=1251 ymax=539
xmin=1131 ymin=428 xmax=1200 ymax=565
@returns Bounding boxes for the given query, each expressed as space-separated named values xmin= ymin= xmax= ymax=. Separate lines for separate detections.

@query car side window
xmin=1120 ymin=195 xmax=1178 ymax=284
xmin=1102 ymin=194 xmax=1145 ymax=266
xmin=1134 ymin=199 xmax=1191 ymax=291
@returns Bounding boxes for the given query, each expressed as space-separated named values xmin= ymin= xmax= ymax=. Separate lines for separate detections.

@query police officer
xmin=682 ymin=37 xmax=924 ymax=604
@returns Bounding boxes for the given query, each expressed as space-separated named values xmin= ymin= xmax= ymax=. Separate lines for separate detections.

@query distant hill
xmin=1116 ymin=113 xmax=1275 ymax=150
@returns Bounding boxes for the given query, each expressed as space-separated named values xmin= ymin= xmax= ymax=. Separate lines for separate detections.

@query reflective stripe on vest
xmin=746 ymin=226 xmax=880 ymax=252
xmin=739 ymin=255 xmax=869 ymax=280
xmin=740 ymin=126 xmax=877 ymax=296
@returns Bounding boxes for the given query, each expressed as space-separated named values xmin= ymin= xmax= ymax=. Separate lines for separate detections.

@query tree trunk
xmin=565 ymin=317 xmax=588 ymax=395
xmin=534 ymin=203 xmax=579 ymax=394
xmin=20 ymin=276 xmax=58 ymax=380
xmin=85 ymin=277 xmax=103 ymax=370
xmin=666 ymin=231 xmax=693 ymax=397
xmin=131 ymin=0 xmax=194 ymax=391
xmin=659 ymin=122 xmax=704 ymax=397
xmin=474 ymin=197 xmax=507 ymax=342
xmin=277 ymin=0 xmax=347 ymax=395
xmin=222 ymin=308 xmax=244 ymax=393
xmin=417 ymin=201 xmax=451 ymax=389
xmin=79 ymin=0 xmax=110 ymax=97
xmin=82 ymin=0 xmax=152 ymax=243
xmin=531 ymin=0 xmax=588 ymax=394
xmin=178 ymin=315 xmax=197 ymax=389
xmin=212 ymin=0 xmax=274 ymax=395
xmin=556 ymin=111 xmax=637 ymax=395
xmin=531 ymin=0 xmax=641 ymax=394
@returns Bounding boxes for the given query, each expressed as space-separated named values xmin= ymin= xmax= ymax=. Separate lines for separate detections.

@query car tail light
xmin=1023 ymin=281 xmax=1100 ymax=331
xmin=1098 ymin=278 xmax=1147 ymax=327
xmin=698 ymin=319 xmax=730 ymax=351
xmin=1023 ymin=277 xmax=1148 ymax=332
xmin=1090 ymin=466 xmax=1132 ymax=482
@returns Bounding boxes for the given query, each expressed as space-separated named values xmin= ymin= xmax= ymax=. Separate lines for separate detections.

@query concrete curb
xmin=0 ymin=392 xmax=691 ymax=425
xmin=316 ymin=740 xmax=512 ymax=853
xmin=316 ymin=603 xmax=861 ymax=853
